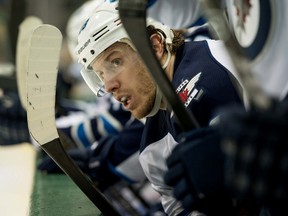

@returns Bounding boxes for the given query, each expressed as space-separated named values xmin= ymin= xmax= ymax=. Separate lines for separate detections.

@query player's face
xmin=92 ymin=42 xmax=156 ymax=119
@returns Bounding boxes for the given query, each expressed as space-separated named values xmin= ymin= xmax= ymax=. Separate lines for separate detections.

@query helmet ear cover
xmin=147 ymin=18 xmax=174 ymax=45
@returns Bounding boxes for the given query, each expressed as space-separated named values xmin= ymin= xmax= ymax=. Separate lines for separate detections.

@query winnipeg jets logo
xmin=177 ymin=72 xmax=202 ymax=107
xmin=227 ymin=0 xmax=272 ymax=60
xmin=233 ymin=0 xmax=252 ymax=31
xmin=229 ymin=0 xmax=256 ymax=47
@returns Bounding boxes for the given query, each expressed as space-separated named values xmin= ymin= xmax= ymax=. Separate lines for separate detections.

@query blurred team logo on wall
xmin=226 ymin=0 xmax=274 ymax=60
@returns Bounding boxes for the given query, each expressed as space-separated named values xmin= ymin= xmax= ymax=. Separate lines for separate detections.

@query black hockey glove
xmin=219 ymin=101 xmax=288 ymax=206
xmin=164 ymin=127 xmax=235 ymax=215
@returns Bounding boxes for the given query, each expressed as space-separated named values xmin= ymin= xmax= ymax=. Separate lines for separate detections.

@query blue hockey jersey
xmin=139 ymin=39 xmax=245 ymax=215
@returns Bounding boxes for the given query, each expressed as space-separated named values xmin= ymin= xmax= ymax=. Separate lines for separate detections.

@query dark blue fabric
xmin=109 ymin=119 xmax=144 ymax=165
xmin=141 ymin=41 xmax=244 ymax=152
xmin=140 ymin=110 xmax=169 ymax=153
xmin=172 ymin=41 xmax=243 ymax=129
xmin=219 ymin=99 xmax=288 ymax=207
xmin=164 ymin=127 xmax=236 ymax=215
xmin=147 ymin=0 xmax=157 ymax=8
xmin=76 ymin=123 xmax=91 ymax=147
xmin=140 ymin=40 xmax=244 ymax=214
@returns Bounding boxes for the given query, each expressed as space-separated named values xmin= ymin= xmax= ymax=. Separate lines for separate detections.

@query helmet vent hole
xmin=90 ymin=50 xmax=95 ymax=54
xmin=83 ymin=58 xmax=87 ymax=63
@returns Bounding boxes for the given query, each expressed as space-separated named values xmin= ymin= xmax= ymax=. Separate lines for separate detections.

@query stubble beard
xmin=131 ymin=69 xmax=156 ymax=119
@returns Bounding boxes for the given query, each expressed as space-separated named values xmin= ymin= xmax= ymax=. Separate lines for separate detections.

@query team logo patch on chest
xmin=176 ymin=72 xmax=203 ymax=107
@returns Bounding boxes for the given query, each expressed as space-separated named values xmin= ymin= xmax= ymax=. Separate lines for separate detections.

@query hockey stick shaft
xmin=200 ymin=0 xmax=271 ymax=110
xmin=41 ymin=138 xmax=120 ymax=215
xmin=26 ymin=24 xmax=120 ymax=216
xmin=118 ymin=0 xmax=199 ymax=131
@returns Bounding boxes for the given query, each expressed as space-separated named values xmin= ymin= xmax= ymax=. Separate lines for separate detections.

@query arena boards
xmin=0 ymin=143 xmax=36 ymax=216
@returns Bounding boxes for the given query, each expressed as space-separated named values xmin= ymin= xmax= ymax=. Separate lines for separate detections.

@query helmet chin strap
xmin=146 ymin=49 xmax=171 ymax=117
xmin=161 ymin=46 xmax=171 ymax=69
xmin=146 ymin=85 xmax=162 ymax=117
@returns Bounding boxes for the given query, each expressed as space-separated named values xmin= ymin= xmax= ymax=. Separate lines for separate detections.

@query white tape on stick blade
xmin=26 ymin=24 xmax=62 ymax=145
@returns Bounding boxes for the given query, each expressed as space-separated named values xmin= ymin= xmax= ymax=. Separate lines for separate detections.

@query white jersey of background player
xmin=147 ymin=0 xmax=204 ymax=29
xmin=225 ymin=0 xmax=288 ymax=100
xmin=148 ymin=0 xmax=214 ymax=42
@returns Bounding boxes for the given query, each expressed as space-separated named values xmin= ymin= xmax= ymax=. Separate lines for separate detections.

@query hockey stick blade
xmin=16 ymin=16 xmax=43 ymax=110
xmin=26 ymin=24 xmax=120 ymax=216
xmin=118 ymin=0 xmax=199 ymax=131
xmin=200 ymin=0 xmax=271 ymax=110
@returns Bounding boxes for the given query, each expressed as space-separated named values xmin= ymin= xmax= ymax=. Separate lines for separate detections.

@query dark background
xmin=0 ymin=0 xmax=86 ymax=90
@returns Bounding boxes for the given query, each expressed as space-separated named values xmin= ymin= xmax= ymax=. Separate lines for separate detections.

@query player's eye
xmin=111 ymin=58 xmax=122 ymax=67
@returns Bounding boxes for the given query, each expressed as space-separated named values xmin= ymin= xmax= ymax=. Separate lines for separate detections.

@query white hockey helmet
xmin=75 ymin=0 xmax=174 ymax=97
xmin=76 ymin=1 xmax=128 ymax=70
xmin=66 ymin=0 xmax=105 ymax=61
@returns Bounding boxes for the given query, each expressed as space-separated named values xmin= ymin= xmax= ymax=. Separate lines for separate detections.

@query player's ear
xmin=150 ymin=33 xmax=164 ymax=59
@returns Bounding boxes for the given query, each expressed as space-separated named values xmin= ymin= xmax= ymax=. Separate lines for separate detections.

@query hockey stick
xmin=200 ymin=0 xmax=271 ymax=110
xmin=16 ymin=16 xmax=43 ymax=110
xmin=26 ymin=24 xmax=120 ymax=216
xmin=118 ymin=0 xmax=199 ymax=131
xmin=16 ymin=16 xmax=78 ymax=150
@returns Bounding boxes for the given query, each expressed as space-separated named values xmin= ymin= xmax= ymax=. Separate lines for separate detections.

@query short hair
xmin=147 ymin=25 xmax=184 ymax=54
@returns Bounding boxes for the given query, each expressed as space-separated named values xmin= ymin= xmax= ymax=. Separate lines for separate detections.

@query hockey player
xmin=75 ymin=1 xmax=246 ymax=215
xmin=37 ymin=2 xmax=166 ymax=214
xmin=38 ymin=0 xmax=144 ymax=195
